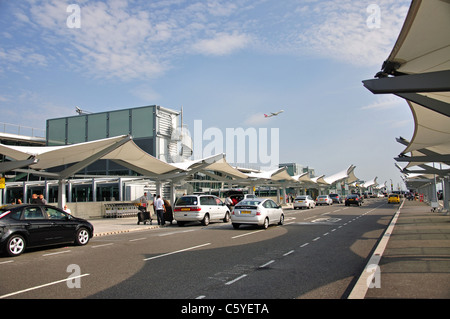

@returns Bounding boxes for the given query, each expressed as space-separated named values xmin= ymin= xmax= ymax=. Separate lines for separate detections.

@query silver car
xmin=174 ymin=195 xmax=230 ymax=226
xmin=316 ymin=195 xmax=333 ymax=206
xmin=231 ymin=198 xmax=284 ymax=229
xmin=293 ymin=195 xmax=316 ymax=209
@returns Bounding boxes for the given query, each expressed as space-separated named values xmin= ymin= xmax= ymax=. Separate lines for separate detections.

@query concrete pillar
xmin=58 ymin=179 xmax=67 ymax=209
xmin=92 ymin=178 xmax=97 ymax=202
xmin=443 ymin=176 xmax=449 ymax=214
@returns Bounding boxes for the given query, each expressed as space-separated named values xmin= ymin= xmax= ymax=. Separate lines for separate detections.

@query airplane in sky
xmin=264 ymin=110 xmax=284 ymax=118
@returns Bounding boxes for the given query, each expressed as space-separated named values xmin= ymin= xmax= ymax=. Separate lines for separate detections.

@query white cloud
xmin=243 ymin=113 xmax=269 ymax=126
xmin=1 ymin=0 xmax=411 ymax=81
xmin=192 ymin=32 xmax=252 ymax=56
xmin=360 ymin=96 xmax=406 ymax=111
xmin=293 ymin=1 xmax=410 ymax=66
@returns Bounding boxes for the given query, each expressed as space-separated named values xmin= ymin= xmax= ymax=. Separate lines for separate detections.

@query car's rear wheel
xmin=262 ymin=217 xmax=269 ymax=229
xmin=6 ymin=234 xmax=26 ymax=257
xmin=223 ymin=212 xmax=230 ymax=223
xmin=75 ymin=227 xmax=90 ymax=246
xmin=202 ymin=213 xmax=210 ymax=226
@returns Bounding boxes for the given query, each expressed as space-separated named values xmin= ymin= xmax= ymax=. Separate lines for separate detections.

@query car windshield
xmin=175 ymin=196 xmax=198 ymax=206
xmin=295 ymin=196 xmax=306 ymax=200
xmin=318 ymin=195 xmax=327 ymax=198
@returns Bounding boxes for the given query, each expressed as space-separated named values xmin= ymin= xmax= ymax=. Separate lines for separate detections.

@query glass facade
xmin=46 ymin=105 xmax=156 ymax=175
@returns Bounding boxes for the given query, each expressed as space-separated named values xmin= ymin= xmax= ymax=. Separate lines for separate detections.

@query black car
xmin=0 ymin=204 xmax=94 ymax=256
xmin=345 ymin=194 xmax=363 ymax=206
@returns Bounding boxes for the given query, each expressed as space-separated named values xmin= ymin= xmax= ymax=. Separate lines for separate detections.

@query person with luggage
xmin=136 ymin=192 xmax=152 ymax=225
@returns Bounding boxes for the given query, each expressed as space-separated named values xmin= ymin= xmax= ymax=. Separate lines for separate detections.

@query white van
xmin=174 ymin=195 xmax=231 ymax=226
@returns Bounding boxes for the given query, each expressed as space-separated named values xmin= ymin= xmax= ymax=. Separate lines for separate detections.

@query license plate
xmin=297 ymin=201 xmax=303 ymax=203
xmin=181 ymin=208 xmax=190 ymax=211
xmin=240 ymin=211 xmax=251 ymax=214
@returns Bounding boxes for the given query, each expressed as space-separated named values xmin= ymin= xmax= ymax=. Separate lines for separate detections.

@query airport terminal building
xmin=2 ymin=105 xmax=193 ymax=205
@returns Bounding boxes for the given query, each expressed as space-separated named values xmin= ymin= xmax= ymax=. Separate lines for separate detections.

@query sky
xmin=0 ymin=0 xmax=414 ymax=190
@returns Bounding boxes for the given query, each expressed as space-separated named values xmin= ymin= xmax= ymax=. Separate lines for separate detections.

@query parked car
xmin=0 ymin=204 xmax=94 ymax=257
xmin=329 ymin=193 xmax=342 ymax=204
xmin=293 ymin=195 xmax=316 ymax=209
xmin=345 ymin=194 xmax=363 ymax=206
xmin=174 ymin=195 xmax=230 ymax=226
xmin=231 ymin=198 xmax=284 ymax=229
xmin=388 ymin=194 xmax=400 ymax=204
xmin=316 ymin=195 xmax=333 ymax=205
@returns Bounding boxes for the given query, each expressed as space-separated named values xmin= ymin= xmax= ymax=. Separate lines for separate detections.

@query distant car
xmin=345 ymin=194 xmax=363 ymax=206
xmin=388 ymin=194 xmax=400 ymax=204
xmin=293 ymin=195 xmax=316 ymax=209
xmin=329 ymin=193 xmax=342 ymax=204
xmin=0 ymin=204 xmax=93 ymax=257
xmin=174 ymin=195 xmax=230 ymax=226
xmin=316 ymin=195 xmax=333 ymax=206
xmin=231 ymin=198 xmax=284 ymax=229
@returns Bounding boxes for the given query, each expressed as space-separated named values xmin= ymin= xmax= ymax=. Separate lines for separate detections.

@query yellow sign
xmin=0 ymin=177 xmax=5 ymax=189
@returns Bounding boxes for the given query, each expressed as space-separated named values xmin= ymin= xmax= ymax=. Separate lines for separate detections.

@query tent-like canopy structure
xmin=170 ymin=153 xmax=249 ymax=181
xmin=1 ymin=132 xmax=368 ymax=207
xmin=362 ymin=177 xmax=378 ymax=189
xmin=363 ymin=0 xmax=450 ymax=210
xmin=0 ymin=135 xmax=181 ymax=179
xmin=323 ymin=165 xmax=358 ymax=185
xmin=246 ymin=167 xmax=296 ymax=182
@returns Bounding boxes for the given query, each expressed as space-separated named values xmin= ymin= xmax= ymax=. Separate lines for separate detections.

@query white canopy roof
xmin=1 ymin=134 xmax=368 ymax=190
xmin=171 ymin=154 xmax=249 ymax=180
xmin=386 ymin=0 xmax=450 ymax=75
xmin=246 ymin=167 xmax=296 ymax=182
xmin=292 ymin=172 xmax=315 ymax=183
xmin=323 ymin=165 xmax=358 ymax=185
xmin=402 ymin=101 xmax=450 ymax=156
xmin=363 ymin=177 xmax=378 ymax=189
xmin=363 ymin=0 xmax=450 ymax=179
xmin=0 ymin=135 xmax=181 ymax=179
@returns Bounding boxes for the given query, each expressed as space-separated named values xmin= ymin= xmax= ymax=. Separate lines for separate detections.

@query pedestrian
xmin=31 ymin=193 xmax=39 ymax=204
xmin=140 ymin=192 xmax=149 ymax=211
xmin=39 ymin=194 xmax=47 ymax=205
xmin=225 ymin=196 xmax=233 ymax=210
xmin=64 ymin=204 xmax=72 ymax=215
xmin=155 ymin=195 xmax=165 ymax=226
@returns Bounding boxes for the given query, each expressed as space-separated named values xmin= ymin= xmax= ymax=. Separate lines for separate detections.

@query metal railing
xmin=0 ymin=122 xmax=45 ymax=139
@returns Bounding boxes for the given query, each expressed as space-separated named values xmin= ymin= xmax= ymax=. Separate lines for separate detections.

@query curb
xmin=93 ymin=224 xmax=162 ymax=237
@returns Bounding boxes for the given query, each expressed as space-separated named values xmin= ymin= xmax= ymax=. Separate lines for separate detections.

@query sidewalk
xmin=364 ymin=200 xmax=450 ymax=299
xmin=91 ymin=216 xmax=163 ymax=237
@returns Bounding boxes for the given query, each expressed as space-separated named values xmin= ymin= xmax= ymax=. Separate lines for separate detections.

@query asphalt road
xmin=0 ymin=198 xmax=396 ymax=301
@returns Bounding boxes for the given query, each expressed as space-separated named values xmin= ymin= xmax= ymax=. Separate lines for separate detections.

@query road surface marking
xmin=144 ymin=243 xmax=211 ymax=261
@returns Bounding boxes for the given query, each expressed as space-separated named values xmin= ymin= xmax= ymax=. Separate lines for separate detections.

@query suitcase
xmin=137 ymin=208 xmax=152 ymax=225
